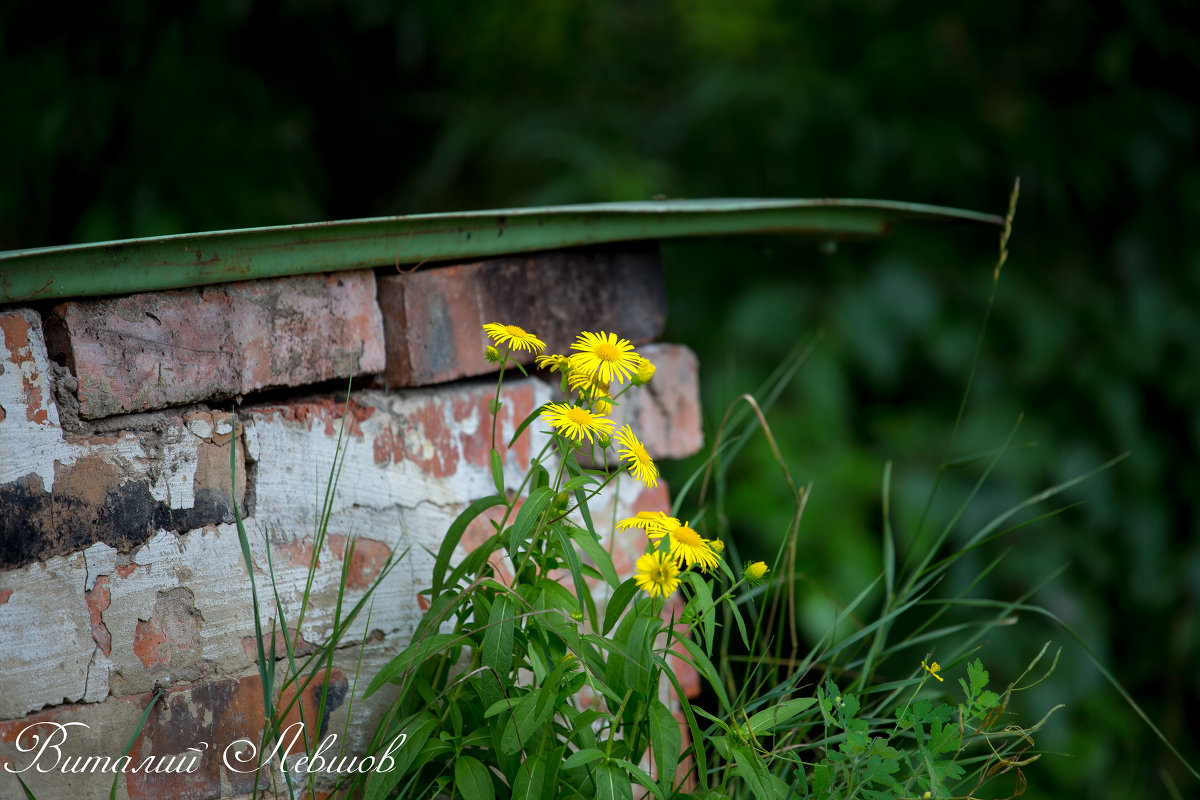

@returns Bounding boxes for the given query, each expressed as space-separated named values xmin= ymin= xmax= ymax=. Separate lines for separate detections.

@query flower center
xmin=672 ymin=524 xmax=703 ymax=548
xmin=505 ymin=324 xmax=528 ymax=337
xmin=595 ymin=343 xmax=621 ymax=363
xmin=630 ymin=442 xmax=651 ymax=463
xmin=565 ymin=407 xmax=592 ymax=425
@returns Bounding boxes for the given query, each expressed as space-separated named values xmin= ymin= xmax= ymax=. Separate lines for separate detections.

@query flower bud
xmin=632 ymin=357 xmax=656 ymax=386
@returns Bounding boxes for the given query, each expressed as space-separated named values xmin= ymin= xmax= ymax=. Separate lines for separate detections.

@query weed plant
xmin=61 ymin=183 xmax=1189 ymax=800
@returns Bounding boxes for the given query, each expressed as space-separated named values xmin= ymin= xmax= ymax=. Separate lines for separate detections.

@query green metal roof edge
xmin=1 ymin=198 xmax=1002 ymax=303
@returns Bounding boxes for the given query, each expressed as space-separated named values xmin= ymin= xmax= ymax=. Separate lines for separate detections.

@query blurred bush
xmin=3 ymin=1 xmax=1197 ymax=795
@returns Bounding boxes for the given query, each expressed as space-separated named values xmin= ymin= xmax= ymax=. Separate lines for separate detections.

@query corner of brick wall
xmin=0 ymin=245 xmax=703 ymax=799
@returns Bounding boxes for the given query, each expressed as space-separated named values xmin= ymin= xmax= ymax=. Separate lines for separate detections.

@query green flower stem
xmin=488 ymin=343 xmax=513 ymax=451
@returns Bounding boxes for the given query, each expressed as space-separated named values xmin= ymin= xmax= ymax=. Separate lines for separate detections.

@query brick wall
xmin=0 ymin=246 xmax=702 ymax=799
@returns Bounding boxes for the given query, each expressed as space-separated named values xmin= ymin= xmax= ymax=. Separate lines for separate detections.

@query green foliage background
xmin=3 ymin=2 xmax=1197 ymax=796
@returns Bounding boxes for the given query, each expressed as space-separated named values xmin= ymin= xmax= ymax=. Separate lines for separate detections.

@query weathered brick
xmin=377 ymin=244 xmax=666 ymax=387
xmin=0 ymin=670 xmax=346 ymax=800
xmin=0 ymin=407 xmax=248 ymax=570
xmin=48 ymin=270 xmax=385 ymax=419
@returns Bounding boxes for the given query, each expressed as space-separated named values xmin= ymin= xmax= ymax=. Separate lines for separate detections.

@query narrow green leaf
xmin=603 ymin=578 xmax=640 ymax=635
xmin=500 ymin=689 xmax=555 ymax=756
xmin=454 ymin=755 xmax=495 ymax=800
xmin=432 ymin=495 xmax=506 ymax=599
xmin=728 ymin=594 xmax=751 ymax=651
xmin=510 ymin=486 xmax=557 ymax=556
xmin=562 ymin=747 xmax=605 ymax=770
xmin=480 ymin=594 xmax=516 ymax=708
xmin=593 ymin=761 xmax=634 ymax=800
xmin=569 ymin=526 xmax=620 ymax=587
xmin=681 ymin=571 xmax=714 ymax=651
xmin=110 ymin=691 xmax=163 ymax=800
xmin=672 ymin=636 xmax=730 ymax=711
xmin=16 ymin=775 xmax=37 ymax=800
xmin=551 ymin=524 xmax=599 ymax=628
xmin=649 ymin=699 xmax=682 ymax=792
xmin=490 ymin=447 xmax=505 ymax=494
xmin=509 ymin=403 xmax=549 ymax=449
xmin=736 ymin=697 xmax=817 ymax=738
xmin=615 ymin=758 xmax=665 ymax=800
xmin=514 ymin=754 xmax=548 ymax=799
xmin=364 ymin=713 xmax=438 ymax=800
xmin=365 ymin=633 xmax=462 ymax=697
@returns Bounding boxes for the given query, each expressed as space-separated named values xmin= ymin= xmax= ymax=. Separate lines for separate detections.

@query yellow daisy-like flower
xmin=660 ymin=520 xmax=720 ymax=573
xmin=540 ymin=402 xmax=614 ymax=444
xmin=922 ymin=659 xmax=944 ymax=682
xmin=616 ymin=511 xmax=677 ymax=538
xmin=567 ymin=366 xmax=610 ymax=398
xmin=615 ymin=425 xmax=658 ymax=488
xmin=535 ymin=353 xmax=571 ymax=373
xmin=483 ymin=322 xmax=546 ymax=354
xmin=632 ymin=356 xmax=656 ymax=386
xmin=634 ymin=551 xmax=680 ymax=599
xmin=569 ymin=331 xmax=641 ymax=385
xmin=744 ymin=561 xmax=770 ymax=585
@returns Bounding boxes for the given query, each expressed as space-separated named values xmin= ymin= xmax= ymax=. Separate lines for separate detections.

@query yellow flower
xmin=744 ymin=561 xmax=769 ymax=585
xmin=710 ymin=539 xmax=725 ymax=554
xmin=593 ymin=397 xmax=613 ymax=416
xmin=616 ymin=511 xmax=677 ymax=538
xmin=540 ymin=402 xmax=614 ymax=444
xmin=660 ymin=520 xmax=720 ymax=573
xmin=569 ymin=331 xmax=641 ymax=385
xmin=567 ymin=366 xmax=610 ymax=398
xmin=535 ymin=353 xmax=570 ymax=373
xmin=632 ymin=356 xmax=656 ymax=386
xmin=922 ymin=659 xmax=944 ymax=682
xmin=634 ymin=551 xmax=680 ymax=599
xmin=615 ymin=425 xmax=658 ymax=488
xmin=483 ymin=322 xmax=546 ymax=354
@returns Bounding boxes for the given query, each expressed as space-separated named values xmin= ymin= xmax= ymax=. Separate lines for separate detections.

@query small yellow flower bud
xmin=710 ymin=539 xmax=725 ymax=554
xmin=744 ymin=561 xmax=769 ymax=585
xmin=632 ymin=357 xmax=656 ymax=386
xmin=485 ymin=345 xmax=502 ymax=364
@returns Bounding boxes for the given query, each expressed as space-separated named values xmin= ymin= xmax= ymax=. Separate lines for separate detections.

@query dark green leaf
xmin=603 ymin=578 xmax=640 ymax=635
xmin=433 ymin=495 xmax=506 ymax=599
xmin=454 ymin=755 xmax=495 ymax=800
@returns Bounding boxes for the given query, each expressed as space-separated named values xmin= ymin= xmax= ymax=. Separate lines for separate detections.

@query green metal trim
xmin=1 ymin=199 xmax=1001 ymax=303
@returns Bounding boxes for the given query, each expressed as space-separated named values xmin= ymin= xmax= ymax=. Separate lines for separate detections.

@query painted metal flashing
xmin=1 ymin=198 xmax=1001 ymax=303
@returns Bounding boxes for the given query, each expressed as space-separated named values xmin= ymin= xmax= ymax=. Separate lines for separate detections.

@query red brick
xmin=377 ymin=244 xmax=666 ymax=387
xmin=49 ymin=271 xmax=385 ymax=419
xmin=86 ymin=576 xmax=112 ymax=655
xmin=124 ymin=670 xmax=348 ymax=800
xmin=0 ymin=310 xmax=52 ymax=425
xmin=131 ymin=587 xmax=202 ymax=673
xmin=326 ymin=534 xmax=392 ymax=590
